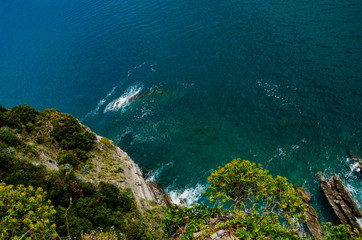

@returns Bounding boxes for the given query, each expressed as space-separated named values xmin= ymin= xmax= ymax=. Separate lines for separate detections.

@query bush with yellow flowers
xmin=0 ymin=183 xmax=57 ymax=239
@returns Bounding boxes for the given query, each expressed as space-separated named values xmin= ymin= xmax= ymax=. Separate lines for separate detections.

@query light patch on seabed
xmin=166 ymin=184 xmax=207 ymax=206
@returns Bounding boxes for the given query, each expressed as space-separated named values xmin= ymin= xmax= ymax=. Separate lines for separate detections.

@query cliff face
xmin=36 ymin=130 xmax=169 ymax=210
xmin=0 ymin=105 xmax=169 ymax=211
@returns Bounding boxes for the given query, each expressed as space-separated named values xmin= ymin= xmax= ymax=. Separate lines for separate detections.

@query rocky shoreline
xmin=318 ymin=172 xmax=362 ymax=236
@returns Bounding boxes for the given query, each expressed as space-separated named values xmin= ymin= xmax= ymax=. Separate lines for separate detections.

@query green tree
xmin=206 ymin=159 xmax=306 ymax=227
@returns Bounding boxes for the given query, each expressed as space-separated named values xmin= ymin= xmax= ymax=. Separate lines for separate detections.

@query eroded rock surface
xmin=298 ymin=187 xmax=324 ymax=240
xmin=318 ymin=172 xmax=362 ymax=235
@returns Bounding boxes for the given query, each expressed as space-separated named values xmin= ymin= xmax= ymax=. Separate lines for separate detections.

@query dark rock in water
xmin=318 ymin=172 xmax=362 ymax=235
xmin=128 ymin=92 xmax=141 ymax=102
xmin=128 ymin=88 xmax=167 ymax=103
xmin=349 ymin=151 xmax=360 ymax=162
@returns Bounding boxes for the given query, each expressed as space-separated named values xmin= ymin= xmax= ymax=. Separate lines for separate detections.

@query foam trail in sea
xmin=104 ymin=85 xmax=143 ymax=113
xmin=146 ymin=161 xmax=174 ymax=182
xmin=166 ymin=184 xmax=206 ymax=206
xmin=82 ymin=86 xmax=117 ymax=120
xmin=82 ymin=61 xmax=155 ymax=119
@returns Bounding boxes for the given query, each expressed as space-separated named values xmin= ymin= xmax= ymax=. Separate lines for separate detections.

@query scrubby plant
xmin=100 ymin=137 xmax=114 ymax=149
xmin=50 ymin=112 xmax=96 ymax=151
xmin=57 ymin=149 xmax=90 ymax=168
xmin=0 ymin=104 xmax=39 ymax=130
xmin=163 ymin=204 xmax=225 ymax=239
xmin=4 ymin=147 xmax=15 ymax=155
xmin=232 ymin=214 xmax=301 ymax=239
xmin=0 ymin=151 xmax=154 ymax=239
xmin=81 ymin=227 xmax=118 ymax=239
xmin=206 ymin=159 xmax=306 ymax=228
xmin=82 ymin=165 xmax=91 ymax=174
xmin=323 ymin=223 xmax=361 ymax=240
xmin=0 ymin=128 xmax=25 ymax=148
xmin=0 ymin=183 xmax=57 ymax=239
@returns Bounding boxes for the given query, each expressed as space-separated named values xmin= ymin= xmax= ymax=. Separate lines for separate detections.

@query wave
xmin=82 ymin=61 xmax=156 ymax=119
xmin=146 ymin=161 xmax=174 ymax=182
xmin=104 ymin=85 xmax=143 ymax=113
xmin=166 ymin=183 xmax=206 ymax=206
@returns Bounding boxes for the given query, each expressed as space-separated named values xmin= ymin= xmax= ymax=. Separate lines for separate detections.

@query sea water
xmin=0 ymin=0 xmax=361 ymax=222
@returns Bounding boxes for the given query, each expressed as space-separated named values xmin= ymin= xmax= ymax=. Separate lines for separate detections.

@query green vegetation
xmin=323 ymin=223 xmax=361 ymax=240
xmin=0 ymin=151 xmax=159 ymax=239
xmin=163 ymin=204 xmax=225 ymax=239
xmin=0 ymin=183 xmax=57 ymax=239
xmin=162 ymin=159 xmax=306 ymax=240
xmin=0 ymin=104 xmax=360 ymax=239
xmin=206 ymin=159 xmax=307 ymax=227
xmin=0 ymin=105 xmax=161 ymax=239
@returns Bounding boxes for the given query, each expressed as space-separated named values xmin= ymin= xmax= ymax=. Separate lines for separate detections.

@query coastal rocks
xmin=305 ymin=205 xmax=325 ymax=240
xmin=298 ymin=187 xmax=324 ymax=240
xmin=297 ymin=187 xmax=312 ymax=203
xmin=92 ymin=137 xmax=170 ymax=210
xmin=318 ymin=172 xmax=362 ymax=234
xmin=128 ymin=88 xmax=166 ymax=103
xmin=146 ymin=180 xmax=173 ymax=207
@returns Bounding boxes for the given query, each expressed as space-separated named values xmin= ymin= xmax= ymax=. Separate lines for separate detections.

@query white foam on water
xmin=82 ymin=86 xmax=118 ymax=120
xmin=82 ymin=61 xmax=155 ymax=120
xmin=146 ymin=161 xmax=174 ymax=182
xmin=350 ymin=162 xmax=360 ymax=172
xmin=166 ymin=184 xmax=206 ymax=206
xmin=104 ymin=85 xmax=143 ymax=113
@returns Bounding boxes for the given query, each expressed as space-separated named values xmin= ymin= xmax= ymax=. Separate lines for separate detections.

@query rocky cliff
xmin=0 ymin=105 xmax=170 ymax=211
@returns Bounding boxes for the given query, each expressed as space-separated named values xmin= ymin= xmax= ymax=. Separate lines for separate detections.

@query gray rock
xmin=210 ymin=230 xmax=236 ymax=240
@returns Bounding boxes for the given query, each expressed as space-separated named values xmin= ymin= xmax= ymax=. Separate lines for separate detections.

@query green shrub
xmin=0 ymin=129 xmax=25 ymax=148
xmin=51 ymin=114 xmax=96 ymax=151
xmin=323 ymin=223 xmax=361 ymax=240
xmin=0 ymin=183 xmax=57 ymax=239
xmin=163 ymin=204 xmax=225 ymax=239
xmin=0 ymin=104 xmax=39 ymax=129
xmin=57 ymin=149 xmax=90 ymax=168
xmin=234 ymin=214 xmax=301 ymax=240
xmin=100 ymin=137 xmax=114 ymax=149
xmin=0 ymin=154 xmax=149 ymax=239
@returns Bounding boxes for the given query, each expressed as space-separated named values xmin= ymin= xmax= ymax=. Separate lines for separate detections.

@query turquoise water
xmin=1 ymin=0 xmax=361 ymax=222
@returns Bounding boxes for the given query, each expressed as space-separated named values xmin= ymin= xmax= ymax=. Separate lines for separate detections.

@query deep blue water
xmin=1 ymin=0 xmax=361 ymax=222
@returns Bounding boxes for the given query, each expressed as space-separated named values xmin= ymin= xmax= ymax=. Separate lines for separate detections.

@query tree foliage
xmin=206 ymin=159 xmax=307 ymax=226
